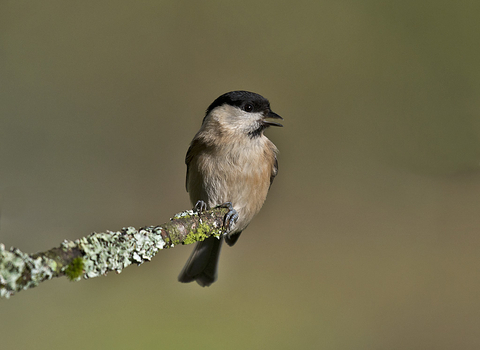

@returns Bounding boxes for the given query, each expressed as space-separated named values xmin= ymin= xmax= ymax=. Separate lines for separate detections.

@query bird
xmin=178 ymin=90 xmax=283 ymax=287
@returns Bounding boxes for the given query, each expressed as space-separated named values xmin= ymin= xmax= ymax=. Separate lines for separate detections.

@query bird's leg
xmin=216 ymin=202 xmax=239 ymax=232
xmin=194 ymin=200 xmax=208 ymax=213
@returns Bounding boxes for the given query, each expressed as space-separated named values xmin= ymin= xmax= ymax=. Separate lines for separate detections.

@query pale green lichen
xmin=72 ymin=226 xmax=167 ymax=279
xmin=0 ymin=244 xmax=57 ymax=299
xmin=173 ymin=210 xmax=195 ymax=219
xmin=1 ymin=208 xmax=227 ymax=298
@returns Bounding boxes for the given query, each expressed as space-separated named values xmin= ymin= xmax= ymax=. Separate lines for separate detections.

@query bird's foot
xmin=216 ymin=202 xmax=239 ymax=232
xmin=194 ymin=200 xmax=208 ymax=213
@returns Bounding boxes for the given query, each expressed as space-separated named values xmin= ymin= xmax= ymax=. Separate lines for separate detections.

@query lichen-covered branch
xmin=0 ymin=207 xmax=228 ymax=299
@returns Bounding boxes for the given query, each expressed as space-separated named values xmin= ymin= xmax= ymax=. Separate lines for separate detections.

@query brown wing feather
xmin=185 ymin=144 xmax=194 ymax=192
xmin=185 ymin=138 xmax=209 ymax=192
xmin=270 ymin=154 xmax=278 ymax=188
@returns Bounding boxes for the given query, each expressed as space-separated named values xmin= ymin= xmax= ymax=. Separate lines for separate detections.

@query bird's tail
xmin=178 ymin=236 xmax=223 ymax=287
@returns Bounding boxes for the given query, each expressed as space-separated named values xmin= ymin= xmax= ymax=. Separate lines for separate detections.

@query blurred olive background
xmin=1 ymin=1 xmax=480 ymax=349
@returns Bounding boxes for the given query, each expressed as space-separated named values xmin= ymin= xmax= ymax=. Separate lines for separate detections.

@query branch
xmin=0 ymin=207 xmax=228 ymax=299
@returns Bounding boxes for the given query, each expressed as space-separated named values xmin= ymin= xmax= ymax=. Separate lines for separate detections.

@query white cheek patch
xmin=229 ymin=110 xmax=263 ymax=133
xmin=209 ymin=105 xmax=263 ymax=135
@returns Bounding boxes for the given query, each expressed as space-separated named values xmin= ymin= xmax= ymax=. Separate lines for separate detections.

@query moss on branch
xmin=0 ymin=207 xmax=228 ymax=299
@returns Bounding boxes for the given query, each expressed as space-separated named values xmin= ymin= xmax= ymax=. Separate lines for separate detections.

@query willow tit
xmin=178 ymin=90 xmax=283 ymax=287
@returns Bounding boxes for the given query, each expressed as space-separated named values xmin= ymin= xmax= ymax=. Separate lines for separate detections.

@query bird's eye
xmin=243 ymin=103 xmax=254 ymax=112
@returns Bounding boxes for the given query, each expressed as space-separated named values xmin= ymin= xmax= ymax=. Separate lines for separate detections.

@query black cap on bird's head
xmin=204 ymin=91 xmax=283 ymax=129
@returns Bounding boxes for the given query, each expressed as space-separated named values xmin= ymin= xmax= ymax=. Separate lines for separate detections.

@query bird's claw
xmin=217 ymin=202 xmax=238 ymax=232
xmin=194 ymin=200 xmax=208 ymax=213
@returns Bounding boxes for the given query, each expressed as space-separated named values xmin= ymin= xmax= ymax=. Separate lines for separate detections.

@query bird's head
xmin=202 ymin=91 xmax=283 ymax=139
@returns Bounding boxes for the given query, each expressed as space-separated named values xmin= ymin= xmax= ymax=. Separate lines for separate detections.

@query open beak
xmin=263 ymin=110 xmax=284 ymax=127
